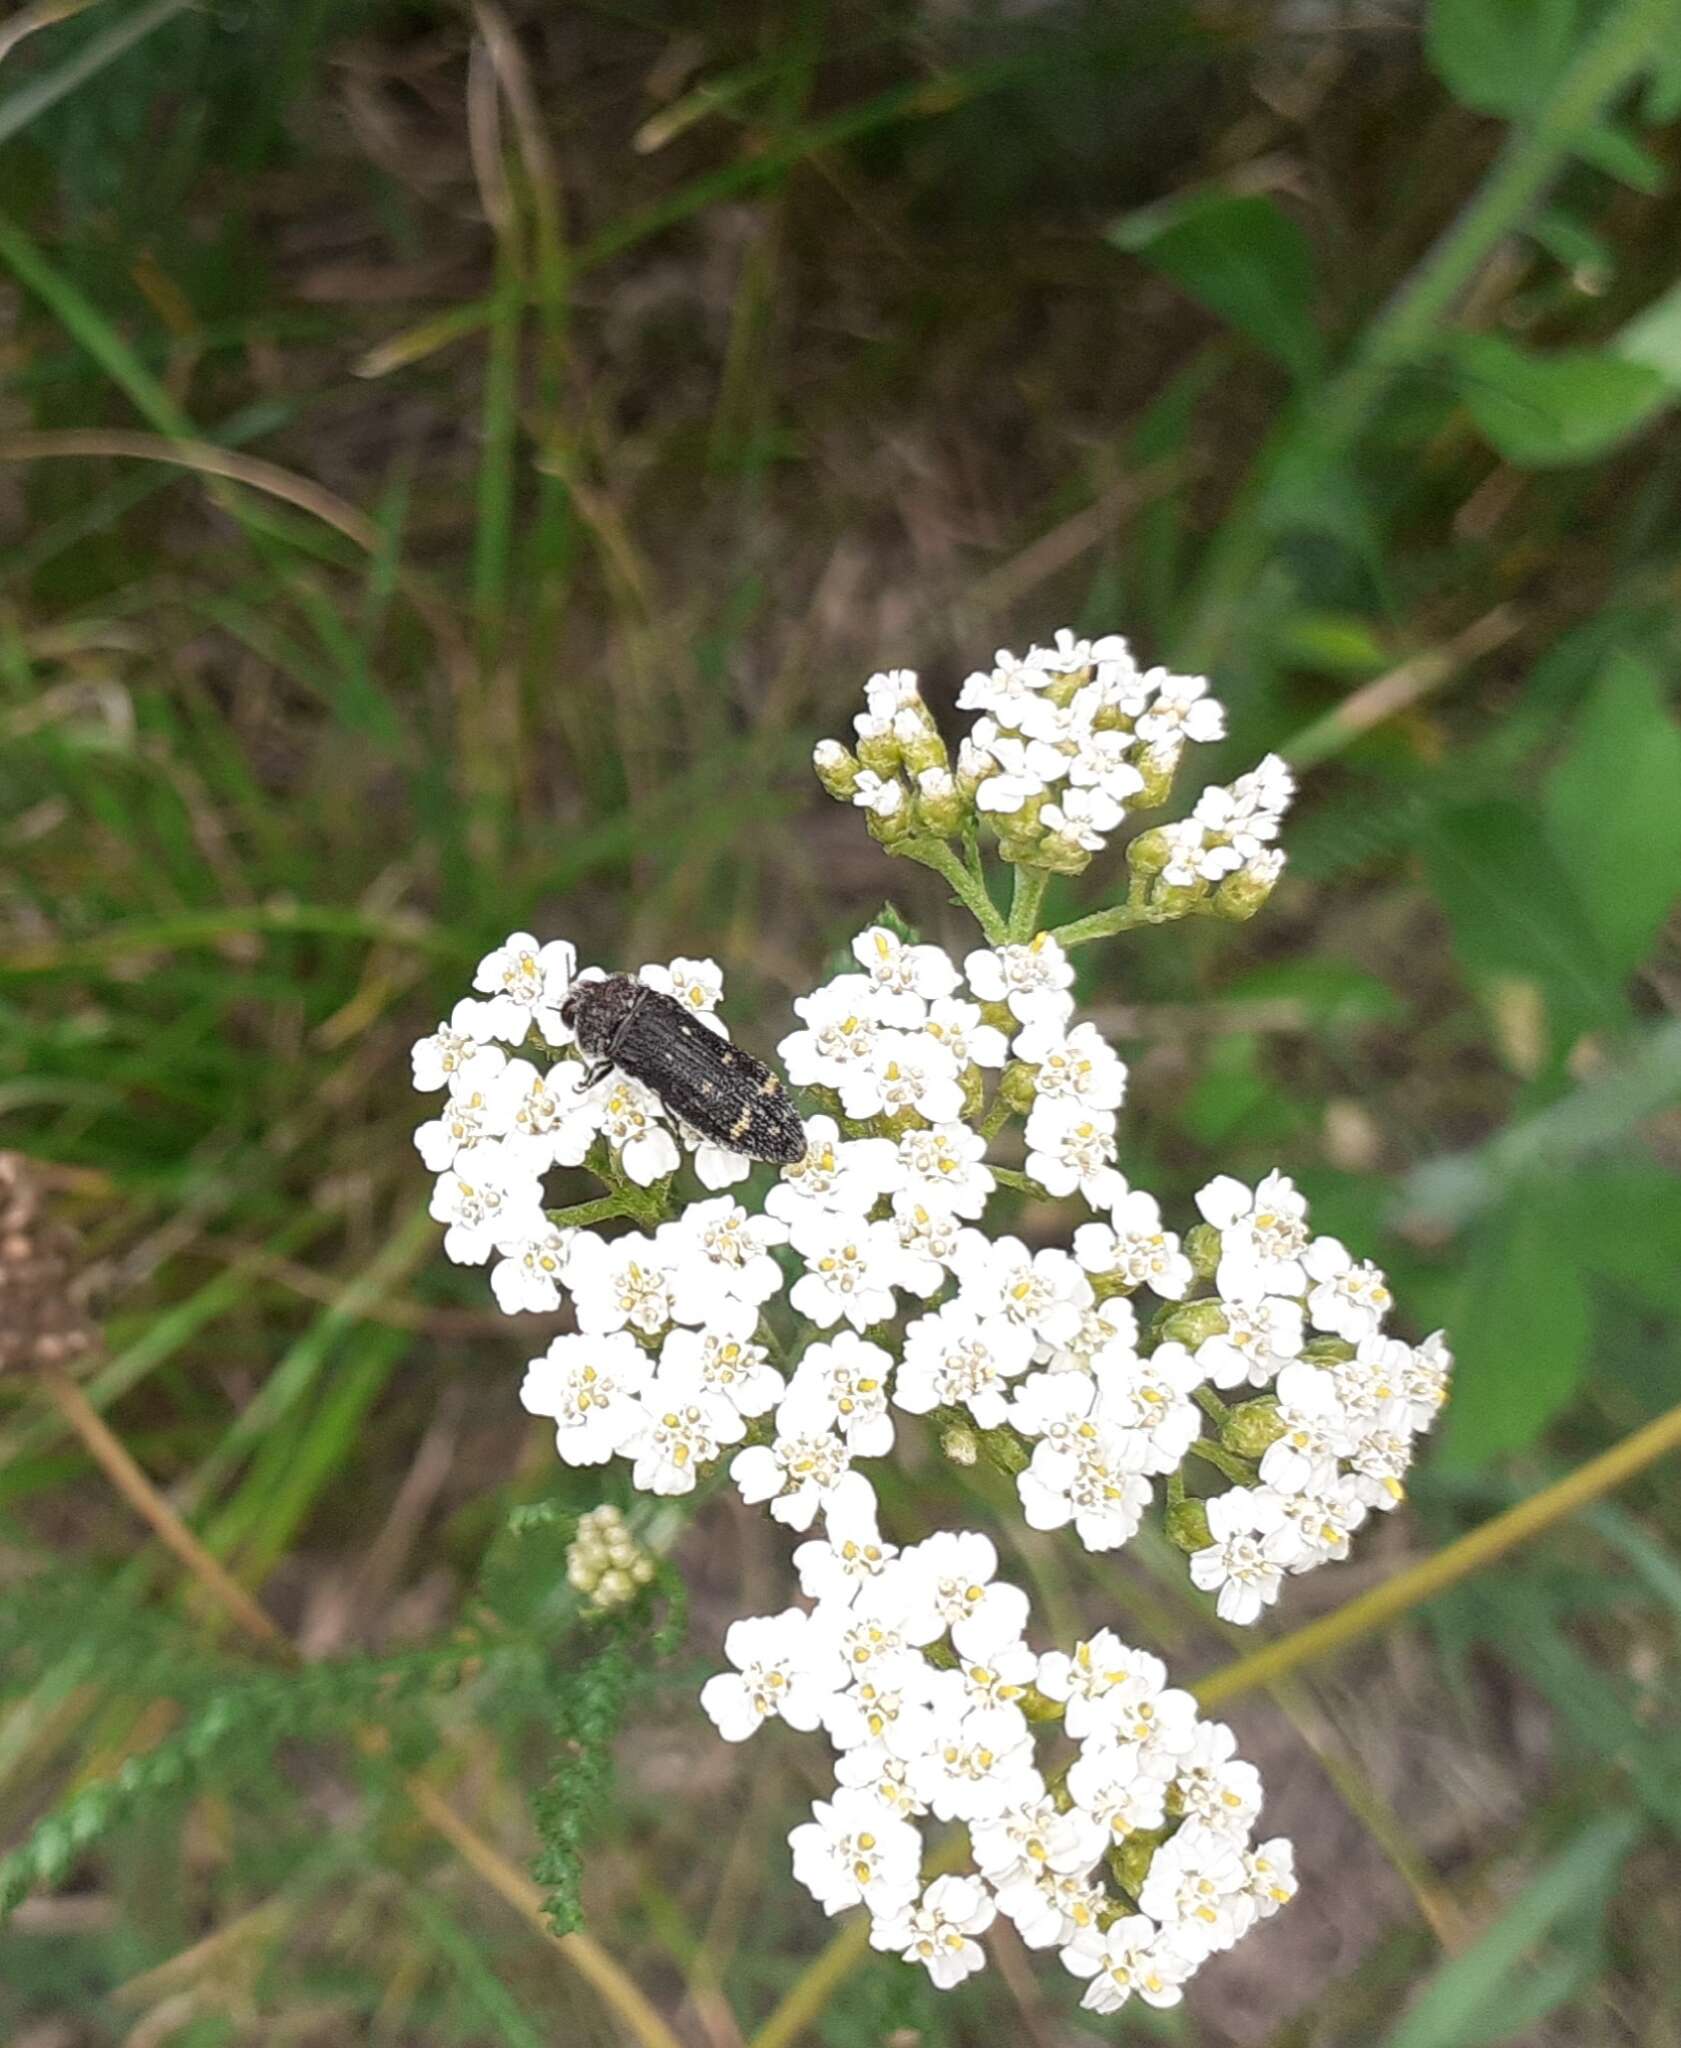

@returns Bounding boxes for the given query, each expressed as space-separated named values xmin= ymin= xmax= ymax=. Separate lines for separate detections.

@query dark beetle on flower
xmin=561 ymin=974 xmax=807 ymax=1165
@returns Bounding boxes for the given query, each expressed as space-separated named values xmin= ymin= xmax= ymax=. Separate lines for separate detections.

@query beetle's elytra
xmin=560 ymin=974 xmax=807 ymax=1165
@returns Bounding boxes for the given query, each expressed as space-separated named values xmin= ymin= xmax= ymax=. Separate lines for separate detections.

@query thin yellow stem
xmin=38 ymin=1366 xmax=684 ymax=2048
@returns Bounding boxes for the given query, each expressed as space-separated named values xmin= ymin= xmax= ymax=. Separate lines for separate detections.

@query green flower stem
xmin=1006 ymin=864 xmax=1050 ymax=944
xmin=1187 ymin=1437 xmax=1255 ymax=1487
xmin=1194 ymin=1385 xmax=1231 ymax=1426
xmin=545 ymin=1190 xmax=658 ymax=1231
xmin=894 ymin=836 xmax=1008 ymax=942
xmin=1049 ymin=883 xmax=1195 ymax=952
xmin=989 ymin=1164 xmax=1050 ymax=1199
xmin=1181 ymin=0 xmax=1681 ymax=669
xmin=977 ymin=1090 xmax=1019 ymax=1142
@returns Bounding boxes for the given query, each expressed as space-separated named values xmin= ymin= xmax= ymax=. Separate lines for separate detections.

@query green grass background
xmin=1 ymin=2 xmax=1680 ymax=2043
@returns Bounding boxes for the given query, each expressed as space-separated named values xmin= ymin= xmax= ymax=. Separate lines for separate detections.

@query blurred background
xmin=1 ymin=1 xmax=1679 ymax=2043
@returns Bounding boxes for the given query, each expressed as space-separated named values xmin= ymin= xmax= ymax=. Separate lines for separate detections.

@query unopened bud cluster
xmin=812 ymin=630 xmax=1291 ymax=905
xmin=566 ymin=1505 xmax=656 ymax=1611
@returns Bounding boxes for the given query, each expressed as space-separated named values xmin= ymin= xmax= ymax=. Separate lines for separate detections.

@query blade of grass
xmin=0 ymin=0 xmax=196 ymax=146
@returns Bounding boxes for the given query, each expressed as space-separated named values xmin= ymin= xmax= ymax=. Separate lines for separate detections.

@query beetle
xmin=560 ymin=974 xmax=807 ymax=1164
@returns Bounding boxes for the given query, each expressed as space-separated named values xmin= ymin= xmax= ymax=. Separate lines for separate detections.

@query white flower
xmin=764 ymin=1115 xmax=902 ymax=1226
xmin=1035 ymin=1637 xmax=1197 ymax=1758
xmin=1196 ymin=1170 xmax=1312 ymax=1301
xmin=596 ymin=1076 xmax=681 ymax=1187
xmin=907 ymin=1704 xmax=1037 ymax=1822
xmin=691 ymin=1140 xmax=753 ymax=1190
xmin=895 ymin=1302 xmax=1034 ymax=1429
xmin=1068 ymin=726 xmax=1147 ymax=808
xmin=1189 ymin=1487 xmax=1296 ymax=1624
xmin=954 ymin=1640 xmax=1039 ymax=1712
xmin=411 ymin=996 xmax=501 ymax=1090
xmin=1039 ymin=1295 xmax=1138 ymax=1377
xmin=1014 ymin=1377 xmax=1152 ymax=1553
xmin=1347 ymin=1400 xmax=1416 ymax=1510
xmin=1174 ymin=1721 xmax=1264 ymax=1839
xmin=973 ymin=728 xmax=1048 ymax=815
xmin=428 ymin=1140 xmax=547 ymax=1265
xmin=730 ymin=1388 xmax=855 ymax=1531
xmin=789 ymin=1790 xmax=923 ymax=1917
xmin=1194 ymin=752 xmax=1293 ymax=860
xmin=870 ymin=1873 xmax=995 ymax=1990
xmin=778 ymin=977 xmax=882 ymax=1089
xmin=499 ymin=1056 xmax=594 ymax=1170
xmin=834 ymin=1744 xmax=929 ymax=1819
xmin=921 ymin=995 xmax=1010 ymax=1072
xmin=1330 ymin=1332 xmax=1411 ymax=1426
xmin=1136 ymin=1820 xmax=1254 ymax=1957
xmin=951 ymin=1234 xmax=1091 ymax=1349
xmin=994 ymin=1866 xmax=1107 ymax=1950
xmin=963 ymin=935 xmax=1076 ymax=1028
xmin=791 ymin=1334 xmax=896 ymax=1457
xmin=822 ymin=1664 xmax=940 ymax=1760
xmin=1012 ymin=1018 xmax=1127 ymax=1112
xmin=1401 ymin=1329 xmax=1453 ymax=1430
xmin=970 ymin=1796 xmax=1101 ymax=1885
xmin=1244 ymin=1836 xmax=1298 ymax=1920
xmin=958 ymin=647 xmax=1055 ymax=725
xmin=894 ymin=1123 xmax=994 ymax=1219
xmin=1195 ymin=1294 xmax=1304 ymax=1391
xmin=1074 ymin=1190 xmax=1192 ymax=1300
xmin=889 ymin=1197 xmax=966 ymax=1297
xmin=1066 ymin=1738 xmax=1169 ymax=1845
xmin=1260 ymin=1363 xmax=1356 ymax=1493
xmin=623 ymin=1351 xmax=746 ymax=1495
xmin=1275 ymin=1460 xmax=1368 ymax=1568
xmin=1061 ymin=1915 xmax=1194 ymax=2014
xmin=471 ymin=931 xmax=576 ymax=1045
xmin=490 ymin=1226 xmax=574 ymax=1315
xmin=413 ymin=1050 xmax=517 ymax=1171
xmin=1023 ymin=1100 xmax=1124 ymax=1209
xmin=1133 ymin=667 xmax=1225 ymax=748
xmin=638 ymin=956 xmax=727 ymax=1034
xmin=1304 ymin=1240 xmax=1394 ymax=1341
xmin=659 ymin=1326 xmax=784 ymax=1422
xmin=1094 ymin=1340 xmax=1205 ymax=1475
xmin=520 ymin=1330 xmax=652 ymax=1466
xmin=788 ymin=1214 xmax=907 ymax=1332
xmin=661 ymin=1197 xmax=789 ymax=1324
xmin=1041 ymin=788 xmax=1120 ymax=852
xmin=567 ymin=1231 xmax=676 ymax=1339
xmin=699 ymin=1608 xmax=848 ymax=1741
xmin=792 ymin=1471 xmax=897 ymax=1607
xmin=852 ymin=770 xmax=905 ymax=818
xmin=893 ymin=1530 xmax=1030 ymax=1659
xmin=1157 ymin=817 xmax=1221 ymax=886
xmin=840 ymin=1031 xmax=964 ymax=1125
xmin=849 ymin=926 xmax=960 ymax=1024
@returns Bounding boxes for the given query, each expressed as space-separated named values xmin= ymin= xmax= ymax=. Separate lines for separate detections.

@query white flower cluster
xmin=703 ymin=1503 xmax=1295 ymax=2008
xmin=411 ymin=622 xmax=1452 ymax=2008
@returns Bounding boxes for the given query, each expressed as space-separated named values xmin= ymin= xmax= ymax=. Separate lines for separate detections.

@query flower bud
xmin=1131 ymin=740 xmax=1181 ymax=810
xmin=1020 ymin=1685 xmax=1066 ymax=1724
xmin=812 ymin=737 xmax=862 ymax=801
xmin=597 ymin=1567 xmax=635 ymax=1606
xmin=863 ymin=779 xmax=914 ymax=846
xmin=1108 ymin=1829 xmax=1167 ymax=1900
xmin=1212 ymin=852 xmax=1285 ymax=922
xmin=941 ymin=1422 xmax=979 ymax=1466
xmin=1155 ymin=1297 xmax=1227 ymax=1347
xmin=1126 ymin=827 xmax=1171 ymax=879
xmin=894 ymin=708 xmax=950 ymax=778
xmin=1030 ymin=834 xmax=1094 ymax=877
xmin=976 ymin=1424 xmax=1031 ymax=1476
xmin=1222 ymin=1399 xmax=1284 ymax=1459
xmin=1184 ymin=1224 xmax=1223 ymax=1281
xmin=998 ymin=1060 xmax=1039 ymax=1113
xmin=1164 ymin=1496 xmax=1212 ymax=1553
xmin=854 ymin=717 xmax=901 ymax=779
xmin=913 ymin=765 xmax=964 ymax=838
xmin=1302 ymin=1335 xmax=1356 ymax=1365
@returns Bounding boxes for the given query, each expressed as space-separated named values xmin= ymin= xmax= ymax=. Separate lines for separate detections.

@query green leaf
xmin=1109 ymin=191 xmax=1322 ymax=382
xmin=1615 ymin=277 xmax=1681 ymax=386
xmin=1426 ymin=0 xmax=1577 ymax=117
xmin=1437 ymin=1186 xmax=1592 ymax=1467
xmin=1545 ymin=1163 xmax=1681 ymax=1317
xmin=1380 ymin=1810 xmax=1640 ymax=2048
xmin=1544 ymin=654 xmax=1681 ymax=974
xmin=1421 ymin=800 xmax=1619 ymax=1050
xmin=1450 ymin=333 xmax=1671 ymax=466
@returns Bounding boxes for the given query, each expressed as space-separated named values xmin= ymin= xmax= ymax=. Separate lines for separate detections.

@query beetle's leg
xmin=581 ymin=1059 xmax=614 ymax=1089
xmin=606 ymin=984 xmax=651 ymax=1062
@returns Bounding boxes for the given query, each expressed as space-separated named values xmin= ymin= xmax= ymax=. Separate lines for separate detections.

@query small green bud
xmin=1211 ymin=856 xmax=1283 ymax=922
xmin=1032 ymin=835 xmax=1095 ymax=877
xmin=1185 ymin=1222 xmax=1223 ymax=1280
xmin=998 ymin=1060 xmax=1039 ymax=1113
xmin=1131 ymin=741 xmax=1180 ymax=810
xmin=812 ymin=738 xmax=862 ymax=800
xmin=855 ymin=729 xmax=900 ymax=778
xmin=955 ymin=740 xmax=995 ymax=803
xmin=959 ymin=1061 xmax=987 ymax=1119
xmin=863 ymin=783 xmax=914 ymax=846
xmin=976 ymin=1424 xmax=1032 ymax=1476
xmin=941 ymin=1422 xmax=979 ymax=1467
xmin=1020 ymin=1685 xmax=1066 ymax=1724
xmin=1222 ymin=1398 xmax=1284 ymax=1459
xmin=1148 ymin=876 xmax=1208 ymax=920
xmin=899 ymin=722 xmax=950 ymax=778
xmin=597 ymin=1567 xmax=634 ymax=1606
xmin=1108 ymin=1829 xmax=1166 ymax=1899
xmin=1303 ymin=1336 xmax=1356 ymax=1364
xmin=913 ymin=765 xmax=964 ymax=837
xmin=1164 ymin=1496 xmax=1212 ymax=1553
xmin=630 ymin=1555 xmax=656 ymax=1585
xmin=1156 ymin=1296 xmax=1228 ymax=1347
xmin=1126 ymin=827 xmax=1170 ymax=878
